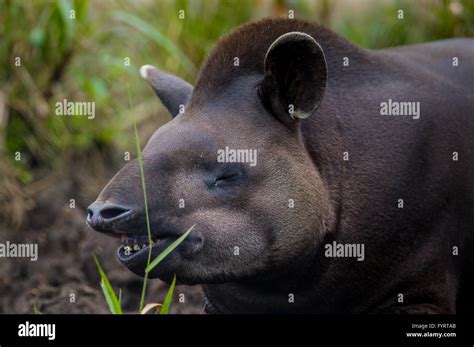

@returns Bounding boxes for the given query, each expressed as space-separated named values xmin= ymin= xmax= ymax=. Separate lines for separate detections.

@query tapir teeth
xmin=118 ymin=233 xmax=160 ymax=255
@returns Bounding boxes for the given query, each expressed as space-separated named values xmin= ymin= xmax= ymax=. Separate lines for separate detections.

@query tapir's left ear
xmin=139 ymin=65 xmax=193 ymax=117
xmin=260 ymin=32 xmax=327 ymax=126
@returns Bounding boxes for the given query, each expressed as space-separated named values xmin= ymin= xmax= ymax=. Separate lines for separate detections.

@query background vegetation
xmin=0 ymin=0 xmax=472 ymax=313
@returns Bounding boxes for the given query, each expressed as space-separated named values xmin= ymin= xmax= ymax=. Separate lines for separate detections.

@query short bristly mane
xmin=192 ymin=17 xmax=368 ymax=98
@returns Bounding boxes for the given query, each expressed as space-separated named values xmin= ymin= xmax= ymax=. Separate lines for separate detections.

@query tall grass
xmin=128 ymin=82 xmax=154 ymax=312
xmin=93 ymin=254 xmax=123 ymax=314
xmin=91 ymin=84 xmax=194 ymax=315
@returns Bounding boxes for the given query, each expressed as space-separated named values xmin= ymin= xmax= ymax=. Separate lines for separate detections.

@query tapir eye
xmin=205 ymin=163 xmax=247 ymax=190
xmin=214 ymin=172 xmax=239 ymax=187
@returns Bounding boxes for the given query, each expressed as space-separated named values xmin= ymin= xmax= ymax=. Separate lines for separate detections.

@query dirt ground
xmin=0 ymin=153 xmax=204 ymax=314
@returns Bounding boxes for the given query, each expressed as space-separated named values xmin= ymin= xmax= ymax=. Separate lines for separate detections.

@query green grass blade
xmin=33 ymin=302 xmax=42 ymax=314
xmin=160 ymin=274 xmax=176 ymax=315
xmin=146 ymin=224 xmax=195 ymax=274
xmin=99 ymin=279 xmax=116 ymax=314
xmin=55 ymin=0 xmax=75 ymax=49
xmin=113 ymin=11 xmax=195 ymax=73
xmin=93 ymin=254 xmax=123 ymax=314
xmin=128 ymin=83 xmax=153 ymax=312
xmin=127 ymin=83 xmax=191 ymax=315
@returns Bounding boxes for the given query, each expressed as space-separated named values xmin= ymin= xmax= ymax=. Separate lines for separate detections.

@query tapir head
xmin=87 ymin=20 xmax=334 ymax=285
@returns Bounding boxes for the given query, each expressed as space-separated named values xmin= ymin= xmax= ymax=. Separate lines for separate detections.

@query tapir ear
xmin=260 ymin=32 xmax=327 ymax=126
xmin=139 ymin=65 xmax=193 ymax=117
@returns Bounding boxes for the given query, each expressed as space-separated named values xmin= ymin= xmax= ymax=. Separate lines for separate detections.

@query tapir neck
xmin=202 ymin=282 xmax=320 ymax=314
xmin=201 ymin=239 xmax=339 ymax=314
xmin=202 ymin=274 xmax=340 ymax=314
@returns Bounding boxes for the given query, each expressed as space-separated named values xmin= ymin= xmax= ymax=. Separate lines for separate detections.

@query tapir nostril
xmin=86 ymin=202 xmax=133 ymax=231
xmin=99 ymin=206 xmax=131 ymax=220
xmin=87 ymin=209 xmax=93 ymax=222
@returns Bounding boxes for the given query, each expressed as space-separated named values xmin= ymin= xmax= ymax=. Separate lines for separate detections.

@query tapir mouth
xmin=117 ymin=233 xmax=159 ymax=261
xmin=116 ymin=231 xmax=181 ymax=262
xmin=112 ymin=228 xmax=202 ymax=278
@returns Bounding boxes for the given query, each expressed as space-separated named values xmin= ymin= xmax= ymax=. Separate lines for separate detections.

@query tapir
xmin=87 ymin=18 xmax=474 ymax=314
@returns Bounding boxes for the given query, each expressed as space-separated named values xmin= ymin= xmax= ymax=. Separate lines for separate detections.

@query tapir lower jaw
xmin=116 ymin=233 xmax=203 ymax=283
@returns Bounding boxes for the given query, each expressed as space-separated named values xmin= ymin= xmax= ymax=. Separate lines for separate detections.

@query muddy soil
xmin=0 ymin=153 xmax=203 ymax=314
